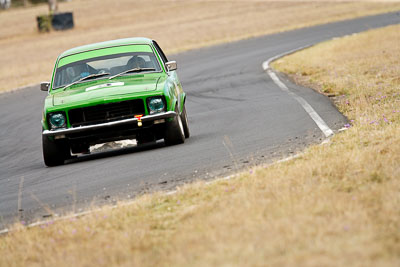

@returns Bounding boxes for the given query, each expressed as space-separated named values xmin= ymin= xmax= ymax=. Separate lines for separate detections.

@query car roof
xmin=58 ymin=37 xmax=154 ymax=58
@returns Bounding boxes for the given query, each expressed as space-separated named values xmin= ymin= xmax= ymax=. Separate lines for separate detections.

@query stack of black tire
xmin=51 ymin=12 xmax=74 ymax=30
xmin=37 ymin=12 xmax=74 ymax=32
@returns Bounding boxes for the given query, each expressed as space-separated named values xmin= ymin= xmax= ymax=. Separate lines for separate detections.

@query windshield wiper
xmin=109 ymin=67 xmax=156 ymax=80
xmin=62 ymin=72 xmax=110 ymax=91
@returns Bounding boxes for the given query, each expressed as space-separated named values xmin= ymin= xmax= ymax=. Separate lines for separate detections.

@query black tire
xmin=181 ymin=104 xmax=190 ymax=139
xmin=164 ymin=107 xmax=185 ymax=146
xmin=42 ymin=135 xmax=70 ymax=167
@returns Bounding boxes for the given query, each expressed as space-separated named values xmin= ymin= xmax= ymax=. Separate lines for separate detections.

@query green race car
xmin=41 ymin=38 xmax=190 ymax=167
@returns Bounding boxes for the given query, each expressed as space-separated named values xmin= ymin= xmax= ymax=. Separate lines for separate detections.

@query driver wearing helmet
xmin=126 ymin=56 xmax=146 ymax=70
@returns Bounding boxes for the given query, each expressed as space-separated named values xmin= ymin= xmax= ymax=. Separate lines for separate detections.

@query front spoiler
xmin=42 ymin=111 xmax=177 ymax=137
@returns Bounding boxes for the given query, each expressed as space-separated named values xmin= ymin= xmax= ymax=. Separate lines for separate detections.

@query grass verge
xmin=1 ymin=0 xmax=400 ymax=91
xmin=1 ymin=24 xmax=399 ymax=266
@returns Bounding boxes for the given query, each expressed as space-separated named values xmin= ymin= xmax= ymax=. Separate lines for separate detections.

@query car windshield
xmin=52 ymin=44 xmax=162 ymax=89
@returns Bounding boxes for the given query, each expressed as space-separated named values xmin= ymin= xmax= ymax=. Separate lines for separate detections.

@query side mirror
xmin=40 ymin=82 xmax=50 ymax=92
xmin=165 ymin=61 xmax=177 ymax=72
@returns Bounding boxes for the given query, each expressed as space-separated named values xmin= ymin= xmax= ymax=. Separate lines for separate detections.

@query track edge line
xmin=262 ymin=45 xmax=334 ymax=138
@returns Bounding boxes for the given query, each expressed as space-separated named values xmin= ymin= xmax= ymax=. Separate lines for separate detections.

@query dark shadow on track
xmin=65 ymin=141 xmax=166 ymax=165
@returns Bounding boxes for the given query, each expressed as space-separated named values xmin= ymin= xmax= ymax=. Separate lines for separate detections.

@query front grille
xmin=68 ymin=99 xmax=145 ymax=127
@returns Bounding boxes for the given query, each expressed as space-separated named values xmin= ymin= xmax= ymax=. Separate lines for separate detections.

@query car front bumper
xmin=42 ymin=111 xmax=177 ymax=137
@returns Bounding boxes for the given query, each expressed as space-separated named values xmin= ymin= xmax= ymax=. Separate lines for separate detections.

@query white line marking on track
xmin=262 ymin=46 xmax=334 ymax=138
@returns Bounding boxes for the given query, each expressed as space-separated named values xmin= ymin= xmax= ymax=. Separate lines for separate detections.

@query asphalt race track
xmin=0 ymin=12 xmax=399 ymax=228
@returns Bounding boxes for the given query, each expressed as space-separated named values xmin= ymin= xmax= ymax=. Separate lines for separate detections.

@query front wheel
xmin=164 ymin=107 xmax=185 ymax=146
xmin=181 ymin=105 xmax=190 ymax=139
xmin=42 ymin=135 xmax=70 ymax=167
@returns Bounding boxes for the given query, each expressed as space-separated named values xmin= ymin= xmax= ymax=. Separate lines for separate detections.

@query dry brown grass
xmin=1 ymin=0 xmax=400 ymax=91
xmin=1 ymin=24 xmax=400 ymax=266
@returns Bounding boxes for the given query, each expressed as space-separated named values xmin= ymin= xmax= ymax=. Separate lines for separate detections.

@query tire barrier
xmin=52 ymin=12 xmax=74 ymax=30
xmin=36 ymin=12 xmax=74 ymax=32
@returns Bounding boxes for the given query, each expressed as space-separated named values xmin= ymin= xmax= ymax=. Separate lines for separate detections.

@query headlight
xmin=147 ymin=97 xmax=165 ymax=114
xmin=48 ymin=113 xmax=66 ymax=129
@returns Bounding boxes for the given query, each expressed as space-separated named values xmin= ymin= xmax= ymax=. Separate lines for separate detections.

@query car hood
xmin=52 ymin=76 xmax=162 ymax=106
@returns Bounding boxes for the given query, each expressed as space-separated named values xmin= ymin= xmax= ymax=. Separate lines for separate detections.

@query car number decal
xmin=85 ymin=82 xmax=124 ymax=92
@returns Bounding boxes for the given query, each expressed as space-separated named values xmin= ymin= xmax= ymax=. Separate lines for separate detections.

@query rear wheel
xmin=70 ymin=142 xmax=90 ymax=154
xmin=181 ymin=105 xmax=190 ymax=138
xmin=42 ymin=135 xmax=70 ymax=167
xmin=164 ymin=107 xmax=185 ymax=146
xmin=136 ymin=132 xmax=155 ymax=146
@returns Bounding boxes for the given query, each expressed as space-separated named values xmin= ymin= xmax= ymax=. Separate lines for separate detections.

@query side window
xmin=153 ymin=41 xmax=168 ymax=64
